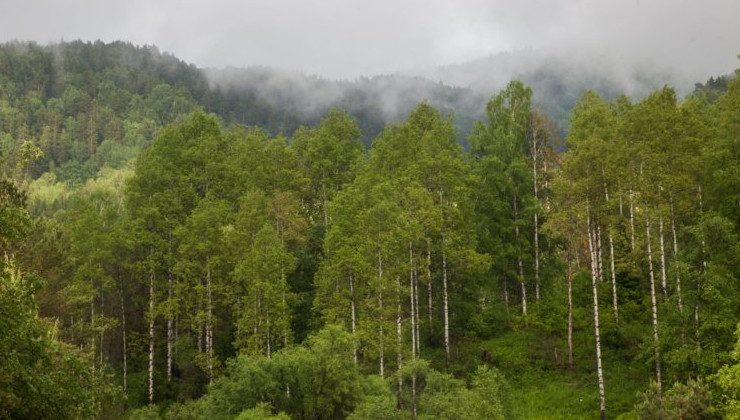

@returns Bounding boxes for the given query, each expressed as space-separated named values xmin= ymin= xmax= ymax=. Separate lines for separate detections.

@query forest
xmin=1 ymin=40 xmax=740 ymax=419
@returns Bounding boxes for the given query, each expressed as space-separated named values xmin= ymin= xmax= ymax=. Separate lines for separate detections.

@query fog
xmin=0 ymin=0 xmax=737 ymax=83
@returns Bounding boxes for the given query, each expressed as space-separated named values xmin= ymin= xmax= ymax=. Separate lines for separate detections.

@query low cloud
xmin=0 ymin=0 xmax=737 ymax=81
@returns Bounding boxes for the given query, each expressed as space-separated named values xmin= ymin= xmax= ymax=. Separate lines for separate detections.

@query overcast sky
xmin=0 ymin=0 xmax=737 ymax=80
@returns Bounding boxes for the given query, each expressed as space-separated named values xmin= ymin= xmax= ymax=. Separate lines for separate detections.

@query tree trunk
xmin=603 ymin=180 xmax=619 ymax=325
xmin=629 ymin=187 xmax=636 ymax=252
xmin=413 ymin=258 xmax=420 ymax=357
xmin=588 ymin=219 xmax=598 ymax=285
xmin=503 ymin=278 xmax=510 ymax=318
xmin=410 ymin=244 xmax=419 ymax=416
xmin=534 ymin=210 xmax=541 ymax=307
xmin=426 ymin=238 xmax=433 ymax=337
xmin=596 ymin=224 xmax=604 ymax=282
xmin=409 ymin=243 xmax=416 ymax=360
xmin=412 ymin=372 xmax=418 ymax=419
xmin=88 ymin=108 xmax=96 ymax=179
xmin=532 ymin=134 xmax=541 ymax=307
xmin=206 ymin=259 xmax=213 ymax=384
xmin=396 ymin=275 xmax=404 ymax=409
xmin=645 ymin=204 xmax=663 ymax=396
xmin=670 ymin=196 xmax=683 ymax=316
xmin=567 ymin=243 xmax=573 ymax=369
xmin=349 ymin=269 xmax=357 ymax=364
xmin=513 ymin=194 xmax=527 ymax=315
xmin=90 ymin=277 xmax=95 ymax=357
xmin=378 ymin=250 xmax=385 ymax=378
xmin=608 ymin=230 xmax=619 ymax=326
xmin=587 ymin=208 xmax=607 ymax=420
xmin=442 ymin=234 xmax=450 ymax=364
xmin=322 ymin=179 xmax=329 ymax=228
xmin=266 ymin=309 xmax=271 ymax=359
xmin=120 ymin=280 xmax=128 ymax=395
xmin=659 ymin=215 xmax=668 ymax=297
xmin=167 ymin=265 xmax=173 ymax=383
xmin=696 ymin=185 xmax=706 ymax=341
xmin=148 ymin=262 xmax=155 ymax=405
xmin=100 ymin=287 xmax=104 ymax=366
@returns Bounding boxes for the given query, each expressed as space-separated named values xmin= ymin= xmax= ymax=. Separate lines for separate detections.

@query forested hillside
xmin=2 ymin=40 xmax=740 ymax=419
xmin=0 ymin=39 xmax=486 ymax=179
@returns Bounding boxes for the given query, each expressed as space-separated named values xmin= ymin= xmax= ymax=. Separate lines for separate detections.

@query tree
xmin=294 ymin=109 xmax=363 ymax=227
xmin=470 ymin=80 xmax=535 ymax=316
xmin=126 ymin=110 xmax=228 ymax=400
xmin=168 ymin=326 xmax=387 ymax=420
xmin=0 ymin=176 xmax=120 ymax=419
xmin=636 ymin=379 xmax=717 ymax=420
xmin=176 ymin=197 xmax=234 ymax=384
xmin=232 ymin=211 xmax=296 ymax=357
xmin=372 ymin=102 xmax=486 ymax=364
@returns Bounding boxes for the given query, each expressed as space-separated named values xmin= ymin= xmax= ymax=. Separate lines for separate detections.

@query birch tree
xmin=470 ymin=80 xmax=535 ymax=317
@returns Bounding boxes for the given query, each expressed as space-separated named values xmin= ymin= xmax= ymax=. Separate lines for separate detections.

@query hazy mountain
xmin=203 ymin=66 xmax=487 ymax=146
xmin=204 ymin=48 xmax=702 ymax=142
xmin=0 ymin=40 xmax=717 ymax=158
xmin=415 ymin=48 xmax=696 ymax=129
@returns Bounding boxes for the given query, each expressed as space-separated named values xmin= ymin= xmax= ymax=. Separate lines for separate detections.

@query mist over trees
xmin=2 ymin=39 xmax=740 ymax=419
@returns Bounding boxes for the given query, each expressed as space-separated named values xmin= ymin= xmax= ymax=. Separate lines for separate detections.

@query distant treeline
xmin=0 ymin=39 xmax=488 ymax=187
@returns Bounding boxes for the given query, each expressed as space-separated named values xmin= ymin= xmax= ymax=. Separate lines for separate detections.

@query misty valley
xmin=2 ymin=40 xmax=740 ymax=420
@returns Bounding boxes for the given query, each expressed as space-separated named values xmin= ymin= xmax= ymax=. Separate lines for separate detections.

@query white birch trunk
xmin=608 ymin=231 xmax=619 ymax=325
xmin=167 ymin=266 xmax=173 ymax=383
xmin=100 ymin=288 xmax=104 ymax=366
xmin=659 ymin=215 xmax=668 ymax=297
xmin=503 ymin=278 xmax=510 ymax=317
xmin=322 ymin=179 xmax=328 ymax=228
xmin=378 ymin=250 xmax=384 ymax=378
xmin=629 ymin=187 xmax=636 ymax=251
xmin=587 ymin=207 xmax=607 ymax=420
xmin=532 ymin=133 xmax=541 ymax=306
xmin=603 ymin=185 xmax=619 ymax=325
xmin=120 ymin=282 xmax=127 ymax=395
xmin=513 ymin=194 xmax=527 ymax=315
xmin=409 ymin=243 xmax=416 ymax=360
xmin=442 ymin=235 xmax=450 ymax=363
xmin=596 ymin=224 xmax=604 ymax=282
xmin=91 ymin=278 xmax=95 ymax=357
xmin=413 ymin=261 xmax=420 ymax=357
xmin=396 ymin=275 xmax=403 ymax=409
xmin=206 ymin=260 xmax=213 ymax=384
xmin=645 ymin=204 xmax=663 ymax=396
xmin=349 ymin=269 xmax=357 ymax=364
xmin=148 ymin=264 xmax=155 ymax=405
xmin=534 ymin=211 xmax=540 ymax=307
xmin=266 ymin=309 xmax=271 ymax=359
xmin=697 ymin=184 xmax=706 ymax=341
xmin=426 ymin=238 xmax=433 ymax=336
xmin=670 ymin=197 xmax=683 ymax=316
xmin=567 ymin=244 xmax=573 ymax=368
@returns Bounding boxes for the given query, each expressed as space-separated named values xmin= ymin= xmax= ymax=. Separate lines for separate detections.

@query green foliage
xmin=234 ymin=403 xmax=291 ymax=420
xmin=716 ymin=324 xmax=740 ymax=418
xmin=416 ymin=365 xmax=508 ymax=420
xmin=0 ymin=176 xmax=120 ymax=418
xmin=0 ymin=177 xmax=30 ymax=249
xmin=635 ymin=379 xmax=718 ymax=419
xmin=5 ymin=41 xmax=740 ymax=420
xmin=126 ymin=405 xmax=163 ymax=420
xmin=174 ymin=326 xmax=388 ymax=420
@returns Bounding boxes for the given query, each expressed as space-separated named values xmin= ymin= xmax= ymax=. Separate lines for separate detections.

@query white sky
xmin=0 ymin=0 xmax=737 ymax=80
